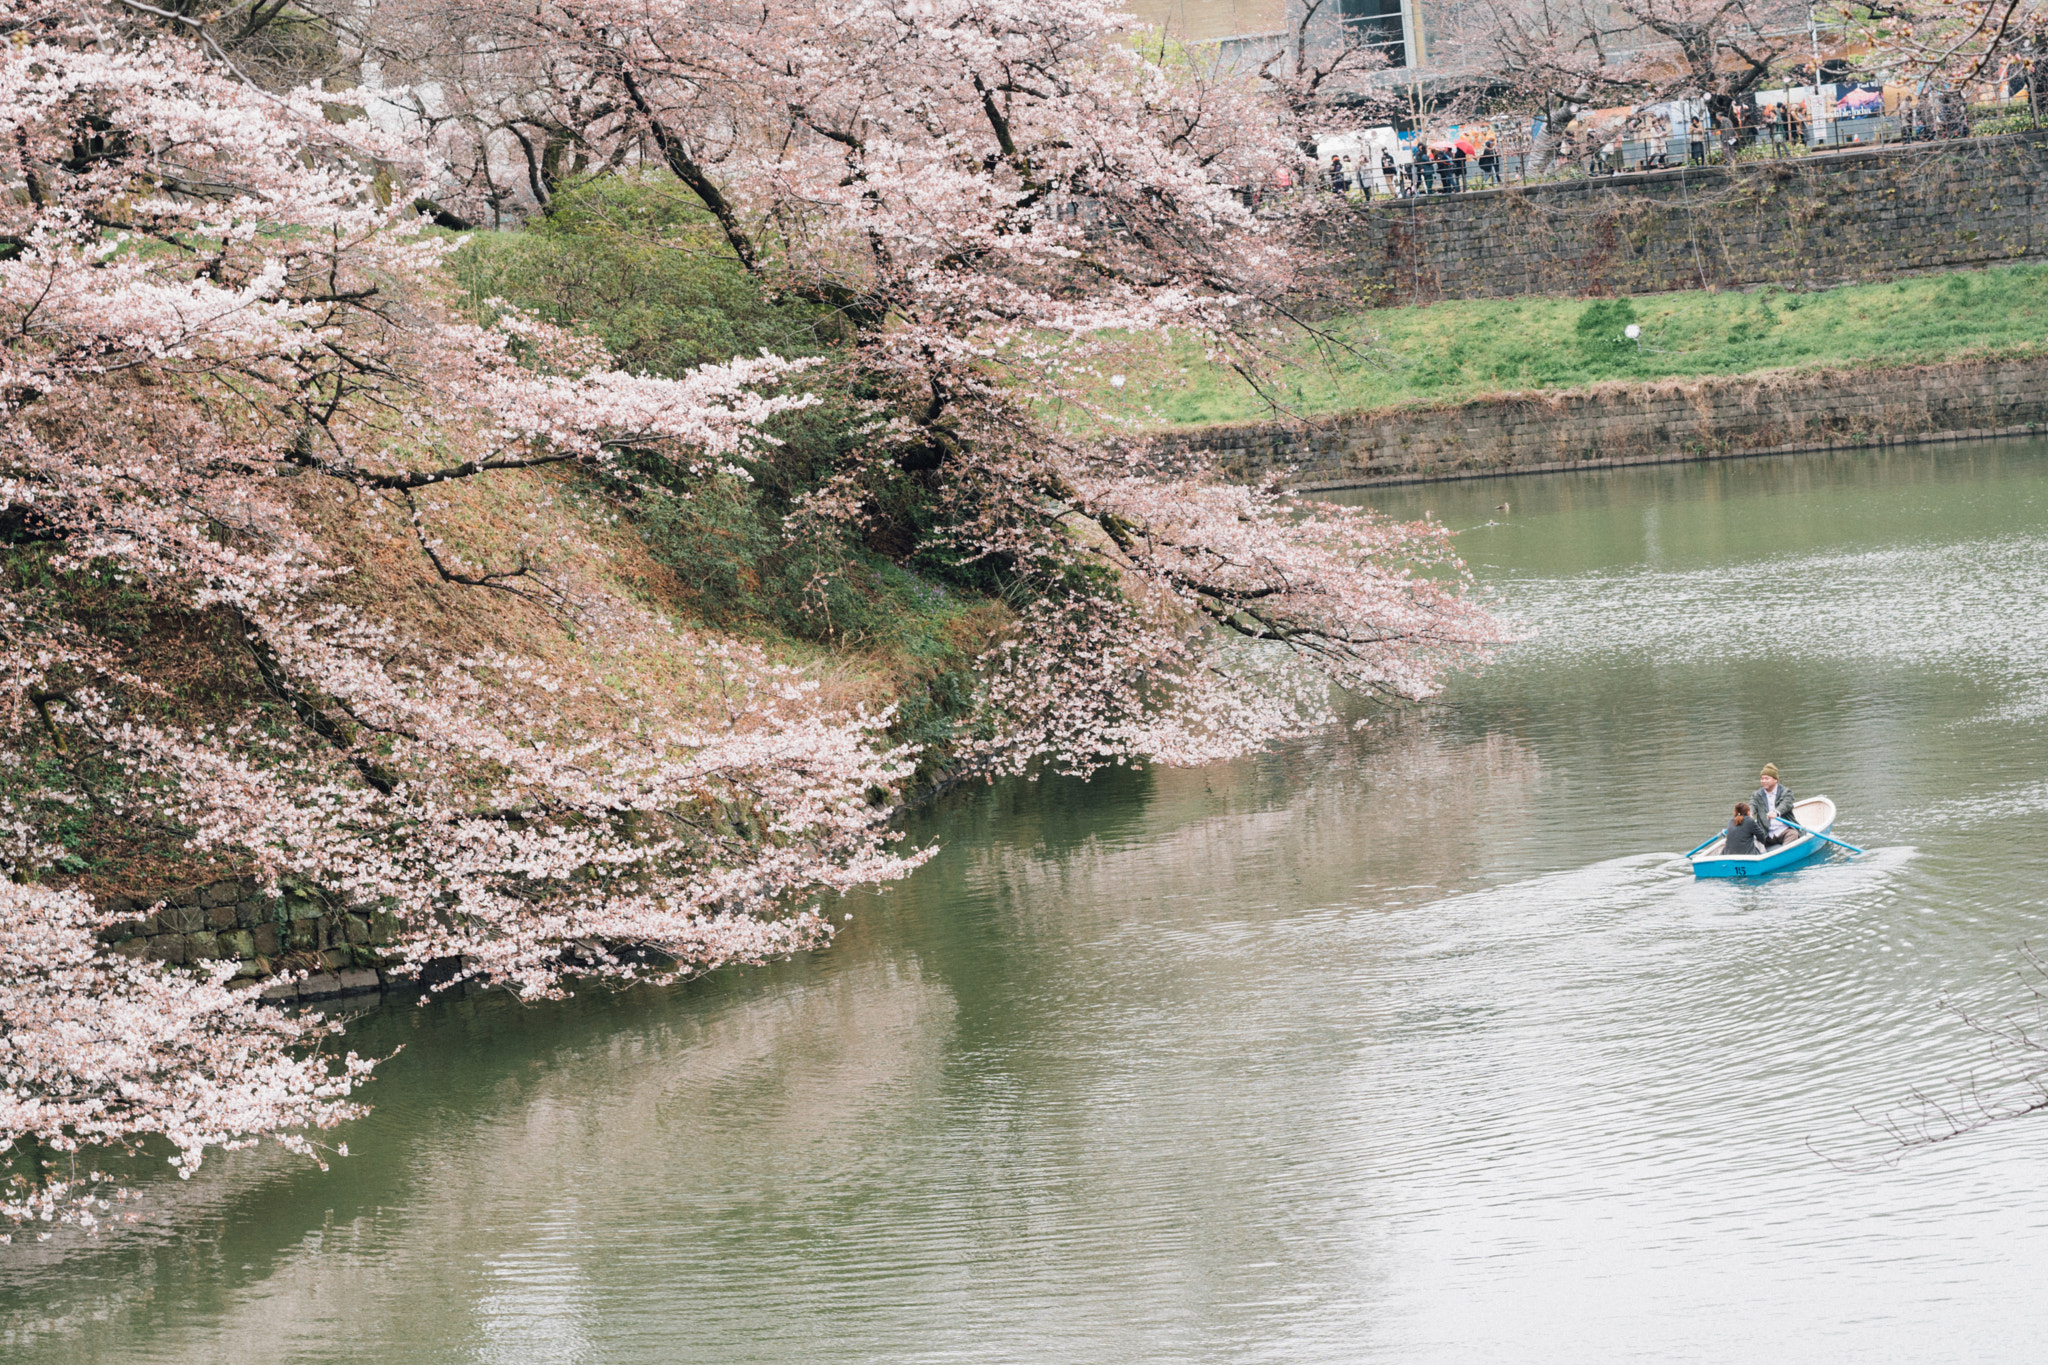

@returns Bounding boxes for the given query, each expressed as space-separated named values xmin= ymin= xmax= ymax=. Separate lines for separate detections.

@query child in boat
xmin=1722 ymin=801 xmax=1769 ymax=855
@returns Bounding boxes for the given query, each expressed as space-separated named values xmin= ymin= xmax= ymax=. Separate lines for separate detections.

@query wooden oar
xmin=1685 ymin=834 xmax=1723 ymax=859
xmin=1782 ymin=819 xmax=1865 ymax=856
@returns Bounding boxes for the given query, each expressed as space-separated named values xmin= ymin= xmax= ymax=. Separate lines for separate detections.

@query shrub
xmin=1574 ymin=297 xmax=1641 ymax=364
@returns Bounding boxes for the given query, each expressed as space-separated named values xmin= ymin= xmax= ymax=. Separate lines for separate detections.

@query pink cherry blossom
xmin=2 ymin=0 xmax=1510 ymax=1224
xmin=0 ymin=881 xmax=371 ymax=1233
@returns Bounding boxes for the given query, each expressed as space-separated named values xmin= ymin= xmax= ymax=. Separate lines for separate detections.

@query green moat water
xmin=9 ymin=440 xmax=2048 ymax=1363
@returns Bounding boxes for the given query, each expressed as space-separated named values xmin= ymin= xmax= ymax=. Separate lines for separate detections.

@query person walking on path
xmin=1688 ymin=118 xmax=1707 ymax=164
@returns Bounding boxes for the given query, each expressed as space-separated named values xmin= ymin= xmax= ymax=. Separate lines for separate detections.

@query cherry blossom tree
xmin=1 ymin=881 xmax=371 ymax=1235
xmin=361 ymin=0 xmax=1513 ymax=767
xmin=2 ymin=0 xmax=1509 ymax=1221
xmin=2 ymin=0 xmax=933 ymax=1218
xmin=1255 ymin=0 xmax=1405 ymax=130
xmin=1479 ymin=0 xmax=1806 ymax=157
xmin=1853 ymin=0 xmax=2048 ymax=96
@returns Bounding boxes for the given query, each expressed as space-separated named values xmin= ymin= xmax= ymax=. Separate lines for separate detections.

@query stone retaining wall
xmin=1160 ymin=356 xmax=2048 ymax=488
xmin=97 ymin=879 xmax=396 ymax=1003
xmin=1337 ymin=133 xmax=2048 ymax=305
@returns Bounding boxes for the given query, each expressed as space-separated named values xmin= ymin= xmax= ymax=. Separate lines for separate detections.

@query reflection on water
xmin=10 ymin=441 xmax=2048 ymax=1363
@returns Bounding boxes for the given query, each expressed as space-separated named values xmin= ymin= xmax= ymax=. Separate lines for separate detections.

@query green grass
xmin=1074 ymin=262 xmax=2048 ymax=430
xmin=447 ymin=177 xmax=850 ymax=372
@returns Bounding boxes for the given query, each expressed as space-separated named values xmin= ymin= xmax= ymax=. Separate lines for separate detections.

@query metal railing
xmin=1307 ymin=96 xmax=2039 ymax=199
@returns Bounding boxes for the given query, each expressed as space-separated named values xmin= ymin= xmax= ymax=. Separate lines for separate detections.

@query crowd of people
xmin=1573 ymin=86 xmax=1982 ymax=177
xmin=1306 ymin=106 xmax=1817 ymax=200
xmin=1275 ymin=80 xmax=2016 ymax=205
xmin=1319 ymin=139 xmax=1505 ymax=199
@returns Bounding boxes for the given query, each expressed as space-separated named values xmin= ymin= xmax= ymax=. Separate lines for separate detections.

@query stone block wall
xmin=1160 ymin=356 xmax=2048 ymax=488
xmin=1336 ymin=133 xmax=2048 ymax=305
xmin=96 ymin=879 xmax=396 ymax=1003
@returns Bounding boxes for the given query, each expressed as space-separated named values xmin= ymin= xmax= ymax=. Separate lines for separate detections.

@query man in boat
xmin=1752 ymin=764 xmax=1796 ymax=846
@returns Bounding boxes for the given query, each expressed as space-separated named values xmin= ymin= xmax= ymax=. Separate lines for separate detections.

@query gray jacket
xmin=1722 ymin=815 xmax=1769 ymax=855
xmin=1752 ymin=783 xmax=1795 ymax=827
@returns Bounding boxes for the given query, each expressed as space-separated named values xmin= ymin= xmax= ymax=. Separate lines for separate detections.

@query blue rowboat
xmin=1688 ymin=796 xmax=1838 ymax=878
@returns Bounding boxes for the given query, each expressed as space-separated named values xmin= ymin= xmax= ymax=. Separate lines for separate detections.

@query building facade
xmin=1125 ymin=0 xmax=1436 ymax=78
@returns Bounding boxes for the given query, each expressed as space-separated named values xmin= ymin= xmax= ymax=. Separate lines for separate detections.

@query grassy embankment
xmin=1065 ymin=262 xmax=2048 ymax=431
xmin=442 ymin=185 xmax=1008 ymax=780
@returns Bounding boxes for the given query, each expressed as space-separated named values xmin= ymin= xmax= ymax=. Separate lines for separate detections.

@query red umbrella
xmin=1455 ymin=137 xmax=1478 ymax=155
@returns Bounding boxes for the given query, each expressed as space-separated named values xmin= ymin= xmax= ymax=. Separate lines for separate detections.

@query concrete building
xmin=1125 ymin=0 xmax=1437 ymax=80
